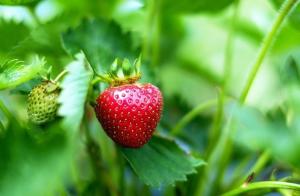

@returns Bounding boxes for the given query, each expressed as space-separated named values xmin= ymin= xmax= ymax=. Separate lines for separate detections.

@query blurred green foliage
xmin=1 ymin=0 xmax=300 ymax=195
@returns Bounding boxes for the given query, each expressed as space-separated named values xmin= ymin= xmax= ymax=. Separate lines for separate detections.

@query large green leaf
xmin=0 ymin=56 xmax=46 ymax=90
xmin=0 ymin=0 xmax=39 ymax=5
xmin=120 ymin=135 xmax=205 ymax=187
xmin=62 ymin=19 xmax=139 ymax=74
xmin=0 ymin=121 xmax=74 ymax=196
xmin=58 ymin=53 xmax=93 ymax=132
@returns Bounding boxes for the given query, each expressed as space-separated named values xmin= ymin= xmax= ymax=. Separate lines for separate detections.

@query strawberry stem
xmin=53 ymin=70 xmax=68 ymax=83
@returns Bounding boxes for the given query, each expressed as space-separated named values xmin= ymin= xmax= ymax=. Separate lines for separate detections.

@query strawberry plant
xmin=1 ymin=0 xmax=300 ymax=195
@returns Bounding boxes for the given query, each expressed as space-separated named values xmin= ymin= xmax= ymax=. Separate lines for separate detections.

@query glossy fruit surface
xmin=95 ymin=83 xmax=163 ymax=148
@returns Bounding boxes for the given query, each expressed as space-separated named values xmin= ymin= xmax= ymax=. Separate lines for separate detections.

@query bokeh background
xmin=1 ymin=0 xmax=300 ymax=195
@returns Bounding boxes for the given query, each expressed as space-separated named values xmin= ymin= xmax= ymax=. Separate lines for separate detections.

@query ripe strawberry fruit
xmin=27 ymin=81 xmax=60 ymax=124
xmin=94 ymin=83 xmax=163 ymax=148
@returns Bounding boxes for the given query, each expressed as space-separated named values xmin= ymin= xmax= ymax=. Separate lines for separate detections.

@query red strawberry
xmin=94 ymin=83 xmax=163 ymax=148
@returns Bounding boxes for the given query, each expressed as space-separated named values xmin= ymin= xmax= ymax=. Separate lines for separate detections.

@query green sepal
xmin=96 ymin=57 xmax=142 ymax=86
xmin=133 ymin=56 xmax=141 ymax=76
xmin=110 ymin=58 xmax=121 ymax=76
xmin=122 ymin=59 xmax=132 ymax=76
xmin=46 ymin=66 xmax=52 ymax=80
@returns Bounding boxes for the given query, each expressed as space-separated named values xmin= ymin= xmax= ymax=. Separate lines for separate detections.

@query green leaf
xmin=160 ymin=65 xmax=216 ymax=108
xmin=161 ymin=0 xmax=234 ymax=13
xmin=0 ymin=121 xmax=74 ymax=196
xmin=58 ymin=53 xmax=93 ymax=132
xmin=120 ymin=135 xmax=205 ymax=187
xmin=0 ymin=20 xmax=30 ymax=52
xmin=0 ymin=0 xmax=39 ymax=5
xmin=231 ymin=103 xmax=300 ymax=166
xmin=0 ymin=56 xmax=46 ymax=90
xmin=280 ymin=56 xmax=300 ymax=83
xmin=9 ymin=77 xmax=42 ymax=95
xmin=62 ymin=18 xmax=139 ymax=74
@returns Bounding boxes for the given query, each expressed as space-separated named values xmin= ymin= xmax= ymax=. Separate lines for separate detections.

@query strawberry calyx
xmin=94 ymin=57 xmax=141 ymax=86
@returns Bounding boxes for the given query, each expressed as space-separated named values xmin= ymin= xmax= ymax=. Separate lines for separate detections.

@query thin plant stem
xmin=91 ymin=76 xmax=107 ymax=85
xmin=234 ymin=150 xmax=271 ymax=187
xmin=239 ymin=0 xmax=300 ymax=103
xmin=197 ymin=0 xmax=299 ymax=194
xmin=143 ymin=0 xmax=155 ymax=60
xmin=171 ymin=99 xmax=217 ymax=136
xmin=206 ymin=89 xmax=225 ymax=156
xmin=234 ymin=0 xmax=300 ymax=189
xmin=222 ymin=181 xmax=300 ymax=196
xmin=195 ymin=1 xmax=240 ymax=195
xmin=208 ymin=0 xmax=240 ymax=151
xmin=151 ymin=0 xmax=161 ymax=67
xmin=250 ymin=150 xmax=271 ymax=175
xmin=53 ymin=70 xmax=68 ymax=82
xmin=223 ymin=2 xmax=238 ymax=91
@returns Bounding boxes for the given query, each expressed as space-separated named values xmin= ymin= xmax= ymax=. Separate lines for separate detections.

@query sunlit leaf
xmin=120 ymin=135 xmax=205 ymax=187
xmin=62 ymin=18 xmax=139 ymax=74
xmin=58 ymin=53 xmax=93 ymax=132
xmin=0 ymin=56 xmax=46 ymax=90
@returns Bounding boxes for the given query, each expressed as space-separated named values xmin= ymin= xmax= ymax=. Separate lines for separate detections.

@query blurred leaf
xmin=9 ymin=77 xmax=42 ymax=95
xmin=62 ymin=18 xmax=139 ymax=74
xmin=160 ymin=65 xmax=216 ymax=108
xmin=11 ymin=16 xmax=70 ymax=59
xmin=120 ymin=135 xmax=205 ymax=187
xmin=0 ymin=0 xmax=39 ymax=5
xmin=231 ymin=103 xmax=300 ymax=167
xmin=0 ymin=56 xmax=46 ymax=90
xmin=280 ymin=56 xmax=300 ymax=83
xmin=271 ymin=0 xmax=300 ymax=30
xmin=0 ymin=20 xmax=30 ymax=52
xmin=56 ymin=0 xmax=119 ymax=18
xmin=161 ymin=0 xmax=235 ymax=13
xmin=58 ymin=53 xmax=93 ymax=132
xmin=0 ymin=121 xmax=74 ymax=195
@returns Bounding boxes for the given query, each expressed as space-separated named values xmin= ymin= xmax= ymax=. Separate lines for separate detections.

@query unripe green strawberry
xmin=27 ymin=81 xmax=60 ymax=124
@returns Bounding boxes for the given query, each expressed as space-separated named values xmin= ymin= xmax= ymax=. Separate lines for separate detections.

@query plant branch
xmin=234 ymin=150 xmax=271 ymax=188
xmin=239 ymin=0 xmax=300 ymax=103
xmin=206 ymin=90 xmax=225 ymax=156
xmin=170 ymin=99 xmax=217 ymax=136
xmin=234 ymin=0 xmax=300 ymax=189
xmin=53 ymin=70 xmax=68 ymax=83
xmin=222 ymin=181 xmax=300 ymax=196
xmin=195 ymin=1 xmax=239 ymax=195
